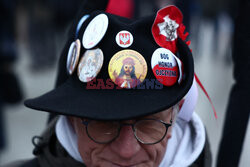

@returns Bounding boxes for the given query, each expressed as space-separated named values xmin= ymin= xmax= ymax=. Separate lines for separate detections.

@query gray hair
xmin=172 ymin=102 xmax=180 ymax=124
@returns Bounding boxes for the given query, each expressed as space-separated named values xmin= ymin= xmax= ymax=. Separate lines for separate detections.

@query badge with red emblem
xmin=151 ymin=48 xmax=182 ymax=86
xmin=115 ymin=30 xmax=133 ymax=48
xmin=152 ymin=5 xmax=187 ymax=54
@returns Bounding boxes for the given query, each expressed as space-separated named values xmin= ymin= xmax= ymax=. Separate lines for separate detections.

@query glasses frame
xmin=82 ymin=118 xmax=172 ymax=145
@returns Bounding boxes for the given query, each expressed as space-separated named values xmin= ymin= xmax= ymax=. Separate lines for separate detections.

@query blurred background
xmin=0 ymin=0 xmax=249 ymax=166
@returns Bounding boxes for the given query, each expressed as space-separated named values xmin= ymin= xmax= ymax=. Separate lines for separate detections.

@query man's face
xmin=70 ymin=109 xmax=173 ymax=167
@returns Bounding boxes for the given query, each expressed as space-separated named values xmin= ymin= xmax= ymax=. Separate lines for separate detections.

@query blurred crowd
xmin=1 ymin=0 xmax=248 ymax=167
xmin=0 ymin=0 xmax=84 ymax=162
xmin=0 ymin=0 xmax=237 ymax=72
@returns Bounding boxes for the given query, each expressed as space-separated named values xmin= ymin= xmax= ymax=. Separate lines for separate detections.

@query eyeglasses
xmin=81 ymin=118 xmax=172 ymax=145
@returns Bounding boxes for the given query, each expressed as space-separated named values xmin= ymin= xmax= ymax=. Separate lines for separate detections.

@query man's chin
xmin=102 ymin=160 xmax=149 ymax=167
xmin=84 ymin=158 xmax=151 ymax=167
xmin=110 ymin=162 xmax=142 ymax=167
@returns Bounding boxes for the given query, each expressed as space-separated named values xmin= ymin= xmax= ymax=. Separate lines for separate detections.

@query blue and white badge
xmin=75 ymin=14 xmax=90 ymax=39
xmin=82 ymin=14 xmax=109 ymax=49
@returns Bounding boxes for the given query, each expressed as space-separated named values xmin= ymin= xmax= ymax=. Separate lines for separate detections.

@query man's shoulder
xmin=2 ymin=158 xmax=39 ymax=167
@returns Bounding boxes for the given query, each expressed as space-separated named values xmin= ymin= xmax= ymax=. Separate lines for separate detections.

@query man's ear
xmin=67 ymin=116 xmax=76 ymax=132
xmin=179 ymin=99 xmax=185 ymax=111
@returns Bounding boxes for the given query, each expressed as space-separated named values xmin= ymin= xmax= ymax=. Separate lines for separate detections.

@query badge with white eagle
xmin=158 ymin=15 xmax=179 ymax=41
xmin=116 ymin=30 xmax=133 ymax=48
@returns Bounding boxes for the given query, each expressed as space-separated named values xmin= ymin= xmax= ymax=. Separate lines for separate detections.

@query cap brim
xmin=25 ymin=76 xmax=193 ymax=121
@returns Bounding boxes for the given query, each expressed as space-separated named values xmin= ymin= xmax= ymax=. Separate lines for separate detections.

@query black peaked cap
xmin=24 ymin=11 xmax=194 ymax=120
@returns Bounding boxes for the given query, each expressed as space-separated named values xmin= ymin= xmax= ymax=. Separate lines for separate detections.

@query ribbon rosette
xmin=152 ymin=5 xmax=189 ymax=54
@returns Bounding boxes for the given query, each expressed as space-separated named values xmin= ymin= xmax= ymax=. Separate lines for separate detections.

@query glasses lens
xmin=87 ymin=121 xmax=120 ymax=143
xmin=134 ymin=119 xmax=167 ymax=144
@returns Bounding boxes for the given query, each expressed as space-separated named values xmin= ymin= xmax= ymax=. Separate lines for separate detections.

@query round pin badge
xmin=115 ymin=30 xmax=133 ymax=48
xmin=108 ymin=49 xmax=147 ymax=89
xmin=66 ymin=39 xmax=81 ymax=75
xmin=82 ymin=14 xmax=109 ymax=49
xmin=78 ymin=48 xmax=104 ymax=82
xmin=151 ymin=48 xmax=179 ymax=86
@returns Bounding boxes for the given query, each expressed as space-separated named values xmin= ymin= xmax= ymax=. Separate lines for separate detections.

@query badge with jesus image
xmin=108 ymin=50 xmax=147 ymax=89
xmin=151 ymin=48 xmax=179 ymax=86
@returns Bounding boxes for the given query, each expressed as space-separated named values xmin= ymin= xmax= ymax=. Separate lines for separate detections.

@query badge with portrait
xmin=78 ymin=48 xmax=104 ymax=82
xmin=108 ymin=50 xmax=147 ymax=89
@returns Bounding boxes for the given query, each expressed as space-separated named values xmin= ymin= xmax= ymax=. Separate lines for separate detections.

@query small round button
xmin=66 ymin=39 xmax=81 ymax=75
xmin=115 ymin=30 xmax=133 ymax=48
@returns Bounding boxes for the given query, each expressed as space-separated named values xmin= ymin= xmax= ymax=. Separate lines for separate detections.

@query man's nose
xmin=110 ymin=125 xmax=141 ymax=159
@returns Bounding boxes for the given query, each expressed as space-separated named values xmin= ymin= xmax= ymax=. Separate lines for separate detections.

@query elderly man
xmin=5 ymin=3 xmax=211 ymax=167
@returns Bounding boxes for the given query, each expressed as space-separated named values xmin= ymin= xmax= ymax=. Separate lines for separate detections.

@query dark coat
xmin=4 ymin=117 xmax=212 ymax=167
xmin=216 ymin=0 xmax=250 ymax=166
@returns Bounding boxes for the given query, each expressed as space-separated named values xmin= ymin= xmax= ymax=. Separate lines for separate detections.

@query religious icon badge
xmin=108 ymin=49 xmax=147 ymax=89
xmin=78 ymin=48 xmax=104 ymax=83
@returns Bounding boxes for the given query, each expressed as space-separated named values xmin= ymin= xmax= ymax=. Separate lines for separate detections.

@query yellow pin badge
xmin=108 ymin=49 xmax=147 ymax=89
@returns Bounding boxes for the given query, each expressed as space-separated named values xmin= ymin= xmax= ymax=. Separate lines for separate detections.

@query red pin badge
xmin=151 ymin=48 xmax=182 ymax=86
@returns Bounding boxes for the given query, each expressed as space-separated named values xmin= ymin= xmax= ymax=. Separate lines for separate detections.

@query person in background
xmin=217 ymin=0 xmax=250 ymax=166
xmin=21 ymin=0 xmax=83 ymax=71
xmin=0 ymin=0 xmax=23 ymax=154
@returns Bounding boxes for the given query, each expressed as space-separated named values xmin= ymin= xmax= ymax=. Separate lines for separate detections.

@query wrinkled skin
xmin=69 ymin=109 xmax=173 ymax=167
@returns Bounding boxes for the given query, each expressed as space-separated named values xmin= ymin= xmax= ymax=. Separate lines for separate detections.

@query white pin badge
xmin=82 ymin=14 xmax=109 ymax=49
xmin=66 ymin=39 xmax=81 ymax=75
xmin=115 ymin=30 xmax=133 ymax=48
xmin=151 ymin=48 xmax=182 ymax=86
xmin=77 ymin=48 xmax=104 ymax=82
